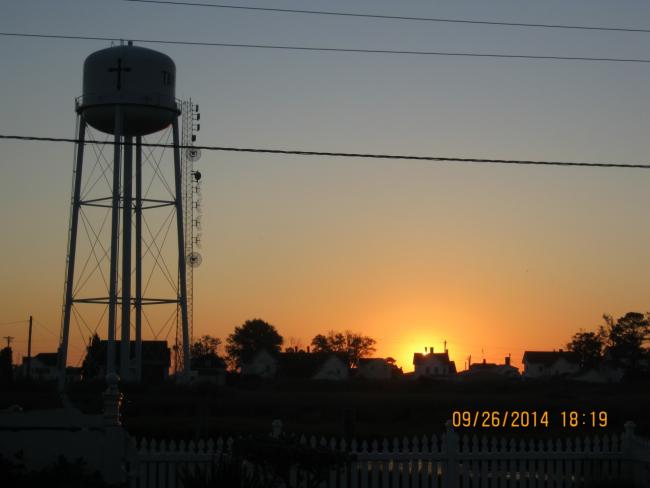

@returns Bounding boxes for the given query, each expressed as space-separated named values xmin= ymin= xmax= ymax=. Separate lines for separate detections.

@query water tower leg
xmin=172 ymin=118 xmax=192 ymax=380
xmin=120 ymin=136 xmax=133 ymax=381
xmin=107 ymin=107 xmax=122 ymax=378
xmin=135 ymin=136 xmax=142 ymax=383
xmin=58 ymin=115 xmax=86 ymax=391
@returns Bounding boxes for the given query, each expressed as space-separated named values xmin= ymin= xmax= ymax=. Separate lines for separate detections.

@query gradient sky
xmin=2 ymin=0 xmax=650 ymax=371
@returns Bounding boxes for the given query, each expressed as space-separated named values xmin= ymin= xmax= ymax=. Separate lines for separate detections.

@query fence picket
xmin=401 ymin=460 xmax=409 ymax=487
xmin=392 ymin=460 xmax=400 ymax=487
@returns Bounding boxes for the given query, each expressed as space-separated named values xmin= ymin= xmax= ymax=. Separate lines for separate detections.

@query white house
xmin=277 ymin=351 xmax=349 ymax=381
xmin=310 ymin=355 xmax=349 ymax=381
xmin=356 ymin=358 xmax=394 ymax=380
xmin=522 ymin=351 xmax=580 ymax=379
xmin=240 ymin=349 xmax=278 ymax=379
xmin=573 ymin=363 xmax=624 ymax=383
xmin=17 ymin=353 xmax=59 ymax=381
xmin=241 ymin=350 xmax=349 ymax=381
xmin=413 ymin=348 xmax=457 ymax=379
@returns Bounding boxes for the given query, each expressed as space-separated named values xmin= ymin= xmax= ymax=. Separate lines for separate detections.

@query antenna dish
xmin=187 ymin=252 xmax=202 ymax=268
xmin=186 ymin=147 xmax=202 ymax=162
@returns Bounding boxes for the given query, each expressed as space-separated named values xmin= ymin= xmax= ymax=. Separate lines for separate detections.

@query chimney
xmin=505 ymin=355 xmax=511 ymax=366
xmin=307 ymin=346 xmax=310 ymax=353
xmin=482 ymin=358 xmax=486 ymax=365
xmin=430 ymin=346 xmax=434 ymax=354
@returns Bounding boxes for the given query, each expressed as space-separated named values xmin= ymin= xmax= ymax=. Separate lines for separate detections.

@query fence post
xmin=622 ymin=421 xmax=639 ymax=486
xmin=444 ymin=420 xmax=459 ymax=488
xmin=103 ymin=373 xmax=123 ymax=426
xmin=102 ymin=373 xmax=128 ymax=485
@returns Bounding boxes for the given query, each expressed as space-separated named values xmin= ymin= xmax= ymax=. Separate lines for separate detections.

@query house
xmin=84 ymin=340 xmax=171 ymax=382
xmin=460 ymin=356 xmax=520 ymax=381
xmin=16 ymin=354 xmax=87 ymax=383
xmin=413 ymin=347 xmax=457 ymax=378
xmin=240 ymin=349 xmax=278 ymax=379
xmin=522 ymin=350 xmax=580 ymax=379
xmin=278 ymin=351 xmax=349 ymax=381
xmin=572 ymin=362 xmax=624 ymax=383
xmin=190 ymin=355 xmax=227 ymax=385
xmin=241 ymin=350 xmax=350 ymax=381
xmin=18 ymin=353 xmax=59 ymax=381
xmin=356 ymin=358 xmax=399 ymax=380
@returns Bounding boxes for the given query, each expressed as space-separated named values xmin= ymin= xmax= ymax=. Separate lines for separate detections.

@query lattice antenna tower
xmin=175 ymin=100 xmax=202 ymax=374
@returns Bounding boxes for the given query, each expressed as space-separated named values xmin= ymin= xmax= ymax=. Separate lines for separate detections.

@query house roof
xmin=30 ymin=352 xmax=58 ymax=367
xmin=358 ymin=358 xmax=388 ymax=366
xmin=469 ymin=362 xmax=498 ymax=371
xmin=464 ymin=362 xmax=519 ymax=377
xmin=277 ymin=351 xmax=347 ymax=379
xmin=522 ymin=351 xmax=579 ymax=366
xmin=413 ymin=352 xmax=457 ymax=374
xmin=413 ymin=351 xmax=452 ymax=366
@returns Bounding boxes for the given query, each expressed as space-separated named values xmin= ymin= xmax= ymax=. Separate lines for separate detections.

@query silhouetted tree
xmin=226 ymin=319 xmax=283 ymax=368
xmin=310 ymin=330 xmax=376 ymax=368
xmin=566 ymin=329 xmax=604 ymax=368
xmin=190 ymin=335 xmax=222 ymax=358
xmin=81 ymin=334 xmax=102 ymax=380
xmin=601 ymin=312 xmax=650 ymax=370
xmin=0 ymin=346 xmax=13 ymax=384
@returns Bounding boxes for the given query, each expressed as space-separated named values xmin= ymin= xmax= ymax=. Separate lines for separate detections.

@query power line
xmin=33 ymin=319 xmax=60 ymax=339
xmin=124 ymin=0 xmax=650 ymax=35
xmin=2 ymin=31 xmax=650 ymax=64
xmin=2 ymin=134 xmax=650 ymax=170
xmin=0 ymin=320 xmax=28 ymax=326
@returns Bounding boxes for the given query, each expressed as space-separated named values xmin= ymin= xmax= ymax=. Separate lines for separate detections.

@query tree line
xmin=566 ymin=311 xmax=650 ymax=375
xmin=76 ymin=318 xmax=377 ymax=379
xmin=74 ymin=310 xmax=650 ymax=379
xmin=194 ymin=318 xmax=377 ymax=370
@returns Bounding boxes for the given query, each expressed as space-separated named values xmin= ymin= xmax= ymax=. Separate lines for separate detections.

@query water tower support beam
xmin=120 ymin=136 xmax=133 ymax=380
xmin=58 ymin=115 xmax=86 ymax=391
xmin=107 ymin=107 xmax=122 ymax=378
xmin=172 ymin=118 xmax=191 ymax=378
xmin=135 ymin=136 xmax=142 ymax=382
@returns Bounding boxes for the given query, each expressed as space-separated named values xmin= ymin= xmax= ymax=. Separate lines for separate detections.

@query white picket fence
xmin=126 ymin=421 xmax=650 ymax=488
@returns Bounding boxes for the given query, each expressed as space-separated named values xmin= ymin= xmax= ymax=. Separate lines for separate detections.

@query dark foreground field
xmin=3 ymin=377 xmax=649 ymax=441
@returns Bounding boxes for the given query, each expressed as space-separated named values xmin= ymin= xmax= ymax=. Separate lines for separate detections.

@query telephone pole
xmin=26 ymin=315 xmax=33 ymax=378
xmin=2 ymin=336 xmax=14 ymax=348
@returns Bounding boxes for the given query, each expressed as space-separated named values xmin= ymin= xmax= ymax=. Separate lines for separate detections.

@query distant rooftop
xmin=522 ymin=351 xmax=579 ymax=365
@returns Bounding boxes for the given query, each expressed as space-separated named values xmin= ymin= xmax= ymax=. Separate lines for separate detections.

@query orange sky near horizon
xmin=3 ymin=155 xmax=649 ymax=374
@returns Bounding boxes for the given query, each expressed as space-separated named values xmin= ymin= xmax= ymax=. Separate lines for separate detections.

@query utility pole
xmin=27 ymin=315 xmax=33 ymax=379
xmin=2 ymin=336 xmax=14 ymax=348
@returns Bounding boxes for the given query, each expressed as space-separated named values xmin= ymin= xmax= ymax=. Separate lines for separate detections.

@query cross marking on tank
xmin=107 ymin=58 xmax=131 ymax=90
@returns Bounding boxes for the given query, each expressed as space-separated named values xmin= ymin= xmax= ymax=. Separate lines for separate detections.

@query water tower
xmin=57 ymin=42 xmax=201 ymax=388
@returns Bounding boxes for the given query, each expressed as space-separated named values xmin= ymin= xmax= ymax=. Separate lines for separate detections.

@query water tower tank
xmin=77 ymin=43 xmax=180 ymax=136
